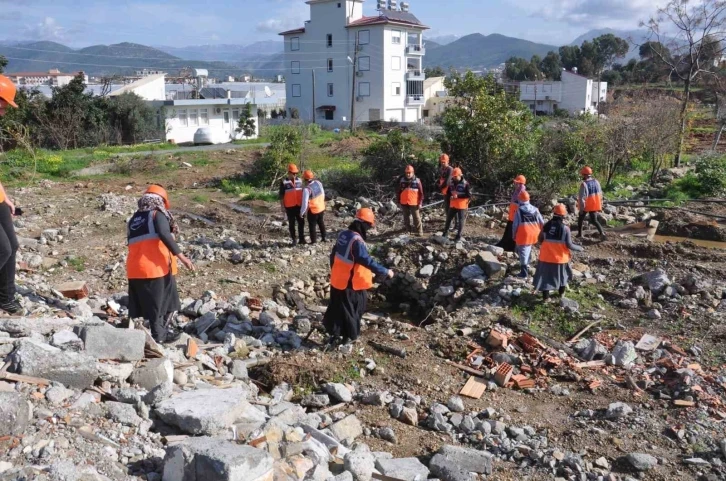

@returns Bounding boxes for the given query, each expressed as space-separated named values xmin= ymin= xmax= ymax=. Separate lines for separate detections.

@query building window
xmin=177 ymin=109 xmax=187 ymax=127
xmin=232 ymin=109 xmax=240 ymax=122
xmin=358 ymin=56 xmax=370 ymax=71
xmin=325 ymin=110 xmax=334 ymax=120
xmin=291 ymin=37 xmax=300 ymax=51
xmin=359 ymin=82 xmax=370 ymax=97
xmin=537 ymin=100 xmax=543 ymax=106
xmin=392 ymin=30 xmax=401 ymax=44
xmin=291 ymin=61 xmax=300 ymax=74
xmin=326 ymin=34 xmax=333 ymax=47
xmin=358 ymin=30 xmax=370 ymax=45
xmin=553 ymin=103 xmax=558 ymax=110
xmin=338 ymin=2 xmax=341 ymax=7
xmin=391 ymin=56 xmax=401 ymax=70
xmin=292 ymin=84 xmax=301 ymax=97
xmin=200 ymin=109 xmax=209 ymax=125
xmin=392 ymin=82 xmax=401 ymax=96
xmin=327 ymin=58 xmax=334 ymax=72
xmin=327 ymin=83 xmax=334 ymax=97
xmin=189 ymin=109 xmax=198 ymax=126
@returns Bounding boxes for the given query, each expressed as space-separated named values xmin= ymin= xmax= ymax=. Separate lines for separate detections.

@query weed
xmin=330 ymin=361 xmax=362 ymax=384
xmin=261 ymin=262 xmax=277 ymax=273
xmin=220 ymin=179 xmax=278 ymax=201
xmin=67 ymin=256 xmax=86 ymax=272
xmin=192 ymin=194 xmax=210 ymax=203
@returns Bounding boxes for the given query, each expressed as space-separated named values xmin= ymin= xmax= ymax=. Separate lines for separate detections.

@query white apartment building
xmin=279 ymin=0 xmax=428 ymax=126
xmin=519 ymin=70 xmax=608 ymax=116
xmin=7 ymin=69 xmax=88 ymax=87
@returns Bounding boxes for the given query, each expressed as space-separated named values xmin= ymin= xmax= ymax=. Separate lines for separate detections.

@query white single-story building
xmin=519 ymin=70 xmax=607 ymax=116
xmin=108 ymin=74 xmax=167 ymax=101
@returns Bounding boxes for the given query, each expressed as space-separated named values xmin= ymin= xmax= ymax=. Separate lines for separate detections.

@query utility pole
xmin=312 ymin=69 xmax=316 ymax=125
xmin=533 ymin=84 xmax=537 ymax=118
xmin=350 ymin=34 xmax=359 ymax=133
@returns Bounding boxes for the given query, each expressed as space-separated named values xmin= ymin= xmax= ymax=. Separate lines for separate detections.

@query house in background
xmin=280 ymin=0 xmax=428 ymax=126
xmin=519 ymin=70 xmax=607 ymax=116
xmin=7 ymin=69 xmax=88 ymax=87
xmin=422 ymin=76 xmax=451 ymax=122
xmin=108 ymin=74 xmax=167 ymax=101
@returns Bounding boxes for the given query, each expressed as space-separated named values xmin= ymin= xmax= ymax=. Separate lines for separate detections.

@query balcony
xmin=406 ymin=95 xmax=425 ymax=105
xmin=406 ymin=69 xmax=425 ymax=81
xmin=406 ymin=44 xmax=426 ymax=55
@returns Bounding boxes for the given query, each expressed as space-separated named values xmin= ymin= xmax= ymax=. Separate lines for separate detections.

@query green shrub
xmin=251 ymin=125 xmax=303 ymax=187
xmin=694 ymin=153 xmax=726 ymax=197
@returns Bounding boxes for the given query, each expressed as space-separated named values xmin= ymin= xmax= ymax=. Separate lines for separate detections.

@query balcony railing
xmin=406 ymin=44 xmax=425 ymax=55
xmin=406 ymin=69 xmax=425 ymax=81
xmin=406 ymin=95 xmax=425 ymax=105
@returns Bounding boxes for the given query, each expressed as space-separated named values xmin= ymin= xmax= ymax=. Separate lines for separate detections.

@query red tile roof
xmin=278 ymin=27 xmax=306 ymax=36
xmin=347 ymin=13 xmax=428 ymax=29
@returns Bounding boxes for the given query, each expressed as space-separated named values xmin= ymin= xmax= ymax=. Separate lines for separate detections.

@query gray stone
xmin=447 ymin=396 xmax=465 ymax=413
xmin=48 ymin=460 xmax=109 ymax=481
xmin=162 ymin=436 xmax=273 ymax=481
xmin=430 ymin=403 xmax=450 ymax=415
xmin=606 ymin=402 xmax=633 ymax=419
xmin=105 ymin=401 xmax=142 ymax=426
xmin=258 ymin=310 xmax=280 ymax=327
xmin=325 ymin=383 xmax=353 ymax=403
xmin=292 ymin=317 xmax=312 ymax=335
xmin=720 ymin=439 xmax=726 ymax=458
xmin=377 ymin=427 xmax=397 ymax=444
xmin=560 ymin=297 xmax=579 ymax=313
xmin=460 ymin=264 xmax=485 ymax=281
xmin=173 ymin=370 xmax=188 ymax=386
xmin=611 ymin=341 xmax=637 ymax=367
xmin=427 ymin=412 xmax=450 ymax=432
xmin=647 ymin=309 xmax=661 ymax=320
xmin=230 ymin=360 xmax=249 ymax=380
xmin=78 ymin=324 xmax=145 ymax=361
xmin=639 ymin=269 xmax=671 ymax=294
xmin=483 ymin=244 xmax=504 ymax=256
xmin=428 ymin=454 xmax=471 ymax=481
xmin=476 ymin=252 xmax=506 ymax=279
xmin=361 ymin=391 xmax=393 ymax=406
xmin=11 ymin=339 xmax=98 ymax=389
xmin=0 ymin=392 xmax=31 ymax=436
xmin=434 ymin=445 xmax=493 ymax=476
xmin=45 ymin=385 xmax=75 ymax=405
xmin=574 ymin=339 xmax=608 ymax=361
xmin=113 ymin=387 xmax=143 ymax=404
xmin=399 ymin=407 xmax=418 ymax=426
xmin=626 ymin=453 xmax=658 ymax=471
xmin=344 ymin=449 xmax=375 ymax=481
xmin=155 ymin=387 xmax=261 ymax=435
xmin=683 ymin=458 xmax=711 ymax=467
xmin=375 ymin=458 xmax=429 ymax=481
xmin=419 ymin=265 xmax=434 ymax=277
xmin=96 ymin=362 xmax=134 ymax=384
xmin=330 ymin=415 xmax=363 ymax=444
xmin=130 ymin=358 xmax=174 ymax=391
xmin=302 ymin=394 xmax=330 ymax=408
xmin=50 ymin=330 xmax=83 ymax=351
xmin=327 ymin=473 xmax=354 ymax=481
xmin=144 ymin=381 xmax=173 ymax=406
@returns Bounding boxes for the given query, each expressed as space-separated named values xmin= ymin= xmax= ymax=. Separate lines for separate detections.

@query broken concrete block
xmin=96 ymin=362 xmax=134 ymax=384
xmin=78 ymin=324 xmax=145 ymax=361
xmin=430 ymin=445 xmax=493 ymax=480
xmin=155 ymin=387 xmax=262 ymax=435
xmin=105 ymin=401 xmax=143 ymax=427
xmin=45 ymin=385 xmax=75 ymax=405
xmin=344 ymin=448 xmax=375 ymax=481
xmin=330 ymin=415 xmax=363 ymax=444
xmin=130 ymin=358 xmax=173 ymax=391
xmin=50 ymin=330 xmax=83 ymax=351
xmin=324 ymin=383 xmax=353 ymax=403
xmin=0 ymin=392 xmax=31 ymax=436
xmin=162 ymin=436 xmax=273 ymax=481
xmin=375 ymin=458 xmax=430 ymax=481
xmin=11 ymin=339 xmax=98 ymax=389
xmin=475 ymin=251 xmax=506 ymax=279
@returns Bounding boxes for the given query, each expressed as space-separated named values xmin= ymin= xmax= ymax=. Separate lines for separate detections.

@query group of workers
xmin=279 ymin=164 xmax=327 ymax=246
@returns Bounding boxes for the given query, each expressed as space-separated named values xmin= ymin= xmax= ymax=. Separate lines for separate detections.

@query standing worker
xmin=577 ymin=166 xmax=606 ymax=240
xmin=279 ymin=163 xmax=305 ymax=245
xmin=436 ymin=154 xmax=454 ymax=223
xmin=511 ymin=191 xmax=544 ymax=278
xmin=0 ymin=75 xmax=21 ymax=313
xmin=442 ymin=168 xmax=471 ymax=241
xmin=127 ymin=185 xmax=195 ymax=343
xmin=323 ymin=208 xmax=394 ymax=344
xmin=534 ymin=204 xmax=584 ymax=301
xmin=300 ymin=170 xmax=327 ymax=244
xmin=496 ymin=175 xmax=527 ymax=252
xmin=397 ymin=165 xmax=424 ymax=236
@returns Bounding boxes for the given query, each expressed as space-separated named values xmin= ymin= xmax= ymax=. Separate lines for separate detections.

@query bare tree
xmin=100 ymin=75 xmax=124 ymax=97
xmin=642 ymin=0 xmax=726 ymax=166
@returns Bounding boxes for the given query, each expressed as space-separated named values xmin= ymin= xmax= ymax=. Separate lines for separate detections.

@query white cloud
xmin=256 ymin=0 xmax=308 ymax=34
xmin=513 ymin=0 xmax=657 ymax=29
xmin=23 ymin=16 xmax=68 ymax=41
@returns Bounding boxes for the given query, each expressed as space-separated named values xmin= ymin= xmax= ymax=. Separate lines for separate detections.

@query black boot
xmin=0 ymin=300 xmax=23 ymax=314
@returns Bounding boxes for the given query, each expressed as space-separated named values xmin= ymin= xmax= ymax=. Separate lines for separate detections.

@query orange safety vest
xmin=399 ymin=176 xmax=422 ymax=206
xmin=0 ymin=185 xmax=5 ymax=204
xmin=508 ymin=203 xmax=519 ymax=222
xmin=449 ymin=179 xmax=470 ymax=210
xmin=307 ymin=180 xmax=325 ymax=214
xmin=438 ymin=165 xmax=453 ymax=194
xmin=126 ymin=211 xmax=174 ymax=279
xmin=581 ymin=178 xmax=603 ymax=212
xmin=539 ymin=222 xmax=572 ymax=264
xmin=282 ymin=178 xmax=303 ymax=208
xmin=330 ymin=230 xmax=373 ymax=291
xmin=515 ymin=208 xmax=542 ymax=246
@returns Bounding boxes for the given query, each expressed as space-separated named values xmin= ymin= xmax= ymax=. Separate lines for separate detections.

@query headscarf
xmin=138 ymin=193 xmax=179 ymax=234
xmin=511 ymin=183 xmax=526 ymax=203
xmin=348 ymin=220 xmax=370 ymax=241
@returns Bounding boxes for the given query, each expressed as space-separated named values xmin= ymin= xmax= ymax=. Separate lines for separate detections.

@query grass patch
xmin=67 ymin=256 xmax=86 ymax=272
xmin=192 ymin=194 xmax=210 ymax=203
xmin=220 ymin=179 xmax=279 ymax=202
xmin=330 ymin=360 xmax=362 ymax=384
xmin=261 ymin=262 xmax=277 ymax=273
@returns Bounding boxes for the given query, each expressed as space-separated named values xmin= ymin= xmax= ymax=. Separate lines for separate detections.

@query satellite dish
xmin=264 ymin=86 xmax=274 ymax=97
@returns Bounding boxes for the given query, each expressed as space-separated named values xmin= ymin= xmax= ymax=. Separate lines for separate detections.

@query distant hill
xmin=425 ymin=33 xmax=557 ymax=70
xmin=155 ymin=41 xmax=283 ymax=62
xmin=428 ymin=35 xmax=460 ymax=46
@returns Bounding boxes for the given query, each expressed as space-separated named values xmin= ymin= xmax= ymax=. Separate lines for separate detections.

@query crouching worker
xmin=533 ymin=204 xmax=583 ymax=301
xmin=323 ymin=208 xmax=394 ymax=344
xmin=512 ymin=191 xmax=543 ymax=278
xmin=127 ymin=185 xmax=195 ymax=343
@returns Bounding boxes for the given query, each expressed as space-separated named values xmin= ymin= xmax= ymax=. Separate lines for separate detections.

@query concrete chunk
xmin=431 ymin=445 xmax=493 ymax=478
xmin=130 ymin=358 xmax=173 ymax=391
xmin=105 ymin=401 xmax=142 ymax=426
xmin=155 ymin=387 xmax=262 ymax=435
xmin=375 ymin=458 xmax=430 ymax=481
xmin=330 ymin=415 xmax=363 ymax=444
xmin=0 ymin=392 xmax=31 ymax=436
xmin=11 ymin=339 xmax=98 ymax=389
xmin=79 ymin=324 xmax=145 ymax=361
xmin=163 ymin=436 xmax=273 ymax=481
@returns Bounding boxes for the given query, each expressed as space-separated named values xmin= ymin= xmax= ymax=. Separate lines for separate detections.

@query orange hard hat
xmin=145 ymin=184 xmax=170 ymax=209
xmin=287 ymin=163 xmax=299 ymax=174
xmin=452 ymin=167 xmax=462 ymax=177
xmin=356 ymin=207 xmax=375 ymax=226
xmin=580 ymin=166 xmax=593 ymax=176
xmin=553 ymin=204 xmax=568 ymax=216
xmin=439 ymin=154 xmax=450 ymax=164
xmin=514 ymin=175 xmax=527 ymax=185
xmin=0 ymin=75 xmax=18 ymax=109
xmin=303 ymin=170 xmax=314 ymax=180
xmin=405 ymin=165 xmax=414 ymax=174
xmin=518 ymin=191 xmax=530 ymax=202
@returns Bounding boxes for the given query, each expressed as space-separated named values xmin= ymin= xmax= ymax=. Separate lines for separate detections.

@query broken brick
xmin=186 ymin=338 xmax=198 ymax=358
xmin=56 ymin=281 xmax=89 ymax=300
xmin=494 ymin=363 xmax=513 ymax=387
xmin=517 ymin=333 xmax=542 ymax=353
xmin=486 ymin=330 xmax=509 ymax=349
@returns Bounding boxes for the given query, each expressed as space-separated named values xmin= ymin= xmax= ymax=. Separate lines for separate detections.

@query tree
xmin=424 ymin=66 xmax=446 ymax=79
xmin=103 ymin=92 xmax=158 ymax=145
xmin=505 ymin=56 xmax=542 ymax=81
xmin=559 ymin=45 xmax=581 ymax=71
xmin=643 ymin=0 xmax=726 ymax=166
xmin=236 ymin=103 xmax=256 ymax=138
xmin=540 ymin=51 xmax=563 ymax=80
xmin=0 ymin=56 xmax=7 ymax=74
xmin=592 ymin=34 xmax=630 ymax=110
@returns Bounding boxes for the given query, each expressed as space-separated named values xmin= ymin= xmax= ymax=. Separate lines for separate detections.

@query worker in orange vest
xmin=512 ymin=191 xmax=544 ymax=278
xmin=397 ymin=165 xmax=424 ymax=236
xmin=127 ymin=185 xmax=195 ymax=343
xmin=0 ymin=75 xmax=21 ymax=313
xmin=323 ymin=208 xmax=394 ymax=343
xmin=577 ymin=166 xmax=606 ymax=240
xmin=443 ymin=168 xmax=471 ymax=241
xmin=300 ymin=170 xmax=327 ymax=243
xmin=496 ymin=175 xmax=527 ymax=252
xmin=534 ymin=204 xmax=584 ymax=301
xmin=279 ymin=163 xmax=305 ymax=245
xmin=435 ymin=154 xmax=454 ymax=223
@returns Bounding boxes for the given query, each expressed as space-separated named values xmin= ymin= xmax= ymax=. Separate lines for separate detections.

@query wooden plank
xmin=372 ymin=473 xmax=408 ymax=481
xmin=674 ymin=400 xmax=696 ymax=407
xmin=574 ymin=360 xmax=606 ymax=369
xmin=459 ymin=376 xmax=487 ymax=399
xmin=318 ymin=403 xmax=346 ymax=415
xmin=445 ymin=360 xmax=487 ymax=378
xmin=0 ymin=372 xmax=50 ymax=386
xmin=568 ymin=320 xmax=603 ymax=344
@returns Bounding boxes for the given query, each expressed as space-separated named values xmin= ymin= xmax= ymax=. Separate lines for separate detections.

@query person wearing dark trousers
xmin=496 ymin=175 xmax=527 ymax=252
xmin=0 ymin=75 xmax=21 ymax=313
xmin=443 ymin=168 xmax=471 ymax=241
xmin=301 ymin=170 xmax=327 ymax=243
xmin=577 ymin=166 xmax=606 ymax=239
xmin=397 ymin=165 xmax=424 ymax=236
xmin=436 ymin=154 xmax=454 ymax=227
xmin=279 ymin=163 xmax=305 ymax=245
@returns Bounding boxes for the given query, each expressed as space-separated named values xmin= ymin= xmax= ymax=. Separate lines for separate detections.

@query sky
xmin=0 ymin=0 xmax=658 ymax=49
